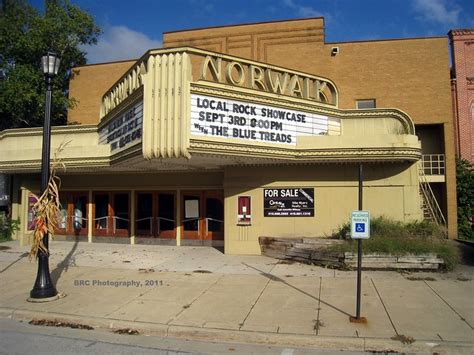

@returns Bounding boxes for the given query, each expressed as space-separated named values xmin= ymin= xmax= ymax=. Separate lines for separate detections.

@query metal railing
xmin=422 ymin=154 xmax=445 ymax=175
xmin=183 ymin=217 xmax=200 ymax=233
xmin=113 ymin=216 xmax=129 ymax=233
xmin=136 ymin=217 xmax=153 ymax=234
xmin=94 ymin=216 xmax=108 ymax=230
xmin=157 ymin=216 xmax=174 ymax=235
xmin=136 ymin=216 xmax=176 ymax=235
xmin=58 ymin=215 xmax=88 ymax=231
xmin=418 ymin=163 xmax=446 ymax=226
xmin=205 ymin=217 xmax=223 ymax=234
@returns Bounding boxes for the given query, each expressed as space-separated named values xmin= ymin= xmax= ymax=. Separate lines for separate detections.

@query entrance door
xmin=205 ymin=191 xmax=224 ymax=241
xmin=136 ymin=193 xmax=153 ymax=236
xmin=136 ymin=191 xmax=176 ymax=238
xmin=182 ymin=190 xmax=224 ymax=241
xmin=93 ymin=192 xmax=130 ymax=237
xmin=182 ymin=192 xmax=201 ymax=240
xmin=56 ymin=192 xmax=88 ymax=236
xmin=157 ymin=193 xmax=176 ymax=238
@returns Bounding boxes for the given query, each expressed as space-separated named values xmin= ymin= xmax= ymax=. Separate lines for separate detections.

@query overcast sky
xmin=30 ymin=0 xmax=474 ymax=64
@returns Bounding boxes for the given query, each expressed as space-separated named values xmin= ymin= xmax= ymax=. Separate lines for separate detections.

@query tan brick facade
xmin=163 ymin=19 xmax=457 ymax=238
xmin=68 ymin=60 xmax=136 ymax=125
xmin=65 ymin=18 xmax=457 ymax=238
xmin=449 ymin=29 xmax=474 ymax=163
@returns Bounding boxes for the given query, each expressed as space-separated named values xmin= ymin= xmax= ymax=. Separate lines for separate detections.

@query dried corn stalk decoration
xmin=29 ymin=143 xmax=67 ymax=260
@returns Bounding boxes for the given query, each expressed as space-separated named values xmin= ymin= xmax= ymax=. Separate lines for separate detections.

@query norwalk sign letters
xmin=191 ymin=94 xmax=333 ymax=145
xmin=200 ymin=55 xmax=338 ymax=106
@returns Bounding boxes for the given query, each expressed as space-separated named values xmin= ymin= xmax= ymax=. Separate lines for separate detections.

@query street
xmin=0 ymin=318 xmax=363 ymax=355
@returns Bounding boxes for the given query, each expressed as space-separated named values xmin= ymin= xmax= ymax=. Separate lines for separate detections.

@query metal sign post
xmin=350 ymin=163 xmax=368 ymax=323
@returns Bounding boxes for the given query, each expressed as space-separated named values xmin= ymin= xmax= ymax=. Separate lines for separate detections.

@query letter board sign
xmin=191 ymin=94 xmax=341 ymax=146
xmin=99 ymin=100 xmax=143 ymax=154
xmin=264 ymin=188 xmax=314 ymax=217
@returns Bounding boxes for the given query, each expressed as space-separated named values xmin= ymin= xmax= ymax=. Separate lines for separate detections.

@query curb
xmin=1 ymin=307 xmax=473 ymax=353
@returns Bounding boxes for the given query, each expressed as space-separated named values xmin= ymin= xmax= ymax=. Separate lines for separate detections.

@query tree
xmin=0 ymin=0 xmax=101 ymax=130
xmin=456 ymin=158 xmax=474 ymax=240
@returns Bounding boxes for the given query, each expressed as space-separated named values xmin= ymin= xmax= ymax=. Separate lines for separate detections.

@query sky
xmin=31 ymin=0 xmax=474 ymax=64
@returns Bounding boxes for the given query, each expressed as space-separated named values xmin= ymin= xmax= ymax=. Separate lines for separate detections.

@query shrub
xmin=0 ymin=217 xmax=20 ymax=242
xmin=330 ymin=216 xmax=459 ymax=270
xmin=456 ymin=158 xmax=474 ymax=240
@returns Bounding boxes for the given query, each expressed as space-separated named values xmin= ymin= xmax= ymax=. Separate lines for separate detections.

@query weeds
xmin=330 ymin=217 xmax=459 ymax=270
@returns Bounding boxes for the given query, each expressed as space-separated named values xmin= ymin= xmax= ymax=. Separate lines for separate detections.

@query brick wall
xmin=449 ymin=29 xmax=474 ymax=163
xmin=68 ymin=60 xmax=136 ymax=125
xmin=164 ymin=19 xmax=458 ymax=238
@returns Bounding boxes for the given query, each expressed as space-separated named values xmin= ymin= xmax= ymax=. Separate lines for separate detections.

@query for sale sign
xmin=264 ymin=188 xmax=314 ymax=217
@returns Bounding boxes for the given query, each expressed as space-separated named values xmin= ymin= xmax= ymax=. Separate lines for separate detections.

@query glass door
xmin=204 ymin=191 xmax=224 ymax=241
xmin=113 ymin=193 xmax=129 ymax=237
xmin=181 ymin=190 xmax=224 ymax=241
xmin=136 ymin=193 xmax=153 ymax=237
xmin=135 ymin=192 xmax=176 ymax=238
xmin=93 ymin=193 xmax=110 ymax=236
xmin=157 ymin=193 xmax=175 ymax=238
xmin=182 ymin=192 xmax=201 ymax=240
xmin=56 ymin=193 xmax=88 ymax=236
xmin=72 ymin=195 xmax=88 ymax=235
xmin=57 ymin=195 xmax=69 ymax=234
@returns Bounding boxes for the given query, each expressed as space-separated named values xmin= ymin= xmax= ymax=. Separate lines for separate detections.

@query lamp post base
xmin=29 ymin=286 xmax=58 ymax=299
xmin=27 ymin=294 xmax=61 ymax=303
xmin=29 ymin=250 xmax=57 ymax=299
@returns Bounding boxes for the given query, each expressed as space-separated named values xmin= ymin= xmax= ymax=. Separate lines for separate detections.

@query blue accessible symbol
xmin=355 ymin=223 xmax=365 ymax=233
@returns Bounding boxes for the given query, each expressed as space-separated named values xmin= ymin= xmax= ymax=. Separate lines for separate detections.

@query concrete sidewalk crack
xmin=315 ymin=276 xmax=322 ymax=335
xmin=238 ymin=262 xmax=277 ymax=330
xmin=102 ymin=276 xmax=161 ymax=318
xmin=167 ymin=274 xmax=225 ymax=325
xmin=371 ymin=278 xmax=399 ymax=336
xmin=423 ymin=280 xmax=474 ymax=330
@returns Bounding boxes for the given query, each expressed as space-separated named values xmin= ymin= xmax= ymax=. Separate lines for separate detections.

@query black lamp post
xmin=29 ymin=52 xmax=60 ymax=300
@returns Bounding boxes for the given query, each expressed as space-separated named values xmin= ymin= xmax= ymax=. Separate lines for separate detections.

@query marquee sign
xmin=191 ymin=94 xmax=337 ymax=145
xmin=99 ymin=101 xmax=143 ymax=154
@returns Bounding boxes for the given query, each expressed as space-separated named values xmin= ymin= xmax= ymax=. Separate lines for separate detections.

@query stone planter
xmin=344 ymin=252 xmax=444 ymax=270
xmin=259 ymin=236 xmax=445 ymax=270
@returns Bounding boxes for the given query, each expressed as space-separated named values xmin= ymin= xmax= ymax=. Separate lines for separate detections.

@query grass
xmin=329 ymin=217 xmax=460 ymax=271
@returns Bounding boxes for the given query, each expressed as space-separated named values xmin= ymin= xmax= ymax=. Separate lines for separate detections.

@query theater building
xmin=0 ymin=18 xmax=456 ymax=254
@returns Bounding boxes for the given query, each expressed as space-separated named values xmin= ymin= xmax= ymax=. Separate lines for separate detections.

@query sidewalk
xmin=1 ymin=240 xmax=473 ymax=353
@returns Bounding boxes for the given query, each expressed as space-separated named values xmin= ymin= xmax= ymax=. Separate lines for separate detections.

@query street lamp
xmin=29 ymin=52 xmax=60 ymax=300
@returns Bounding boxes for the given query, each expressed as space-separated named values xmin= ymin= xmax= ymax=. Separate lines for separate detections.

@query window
xmin=356 ymin=99 xmax=376 ymax=109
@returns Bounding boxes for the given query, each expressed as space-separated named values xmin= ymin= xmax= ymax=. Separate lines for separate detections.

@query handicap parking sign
xmin=351 ymin=211 xmax=370 ymax=239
